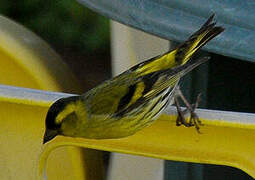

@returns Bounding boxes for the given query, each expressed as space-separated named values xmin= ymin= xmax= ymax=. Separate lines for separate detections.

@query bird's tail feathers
xmin=175 ymin=14 xmax=224 ymax=65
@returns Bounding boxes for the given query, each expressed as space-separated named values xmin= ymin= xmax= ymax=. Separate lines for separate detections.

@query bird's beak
xmin=43 ymin=128 xmax=58 ymax=144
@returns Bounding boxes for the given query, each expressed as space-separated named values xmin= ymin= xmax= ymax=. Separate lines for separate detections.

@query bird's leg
xmin=174 ymin=89 xmax=202 ymax=133
xmin=174 ymin=97 xmax=192 ymax=127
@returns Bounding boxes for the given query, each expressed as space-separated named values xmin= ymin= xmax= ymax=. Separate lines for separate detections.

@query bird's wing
xmin=141 ymin=56 xmax=209 ymax=100
xmin=85 ymin=74 xmax=139 ymax=115
xmin=86 ymin=57 xmax=209 ymax=117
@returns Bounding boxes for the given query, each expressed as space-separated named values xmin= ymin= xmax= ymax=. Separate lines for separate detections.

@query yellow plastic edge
xmin=39 ymin=113 xmax=255 ymax=179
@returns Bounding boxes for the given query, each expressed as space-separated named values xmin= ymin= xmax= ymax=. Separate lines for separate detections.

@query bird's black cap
xmin=43 ymin=96 xmax=79 ymax=144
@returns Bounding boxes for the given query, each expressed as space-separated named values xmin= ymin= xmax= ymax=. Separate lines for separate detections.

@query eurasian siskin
xmin=43 ymin=15 xmax=224 ymax=144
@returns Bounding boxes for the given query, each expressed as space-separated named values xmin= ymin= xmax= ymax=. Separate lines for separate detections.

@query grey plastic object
xmin=78 ymin=0 xmax=255 ymax=62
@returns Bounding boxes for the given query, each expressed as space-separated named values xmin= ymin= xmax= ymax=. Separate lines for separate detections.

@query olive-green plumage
xmin=43 ymin=15 xmax=224 ymax=144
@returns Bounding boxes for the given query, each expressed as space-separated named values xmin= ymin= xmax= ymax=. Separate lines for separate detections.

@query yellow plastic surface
xmin=0 ymin=16 xmax=104 ymax=179
xmin=1 ymin=82 xmax=255 ymax=179
xmin=39 ymin=109 xmax=255 ymax=179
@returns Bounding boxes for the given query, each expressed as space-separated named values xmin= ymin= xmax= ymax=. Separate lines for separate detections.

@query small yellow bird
xmin=43 ymin=15 xmax=224 ymax=144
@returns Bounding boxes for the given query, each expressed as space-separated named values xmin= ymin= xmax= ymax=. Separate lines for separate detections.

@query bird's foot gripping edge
xmin=174 ymin=92 xmax=203 ymax=133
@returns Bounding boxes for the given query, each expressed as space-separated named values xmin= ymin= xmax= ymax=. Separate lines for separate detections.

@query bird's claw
xmin=175 ymin=92 xmax=202 ymax=133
